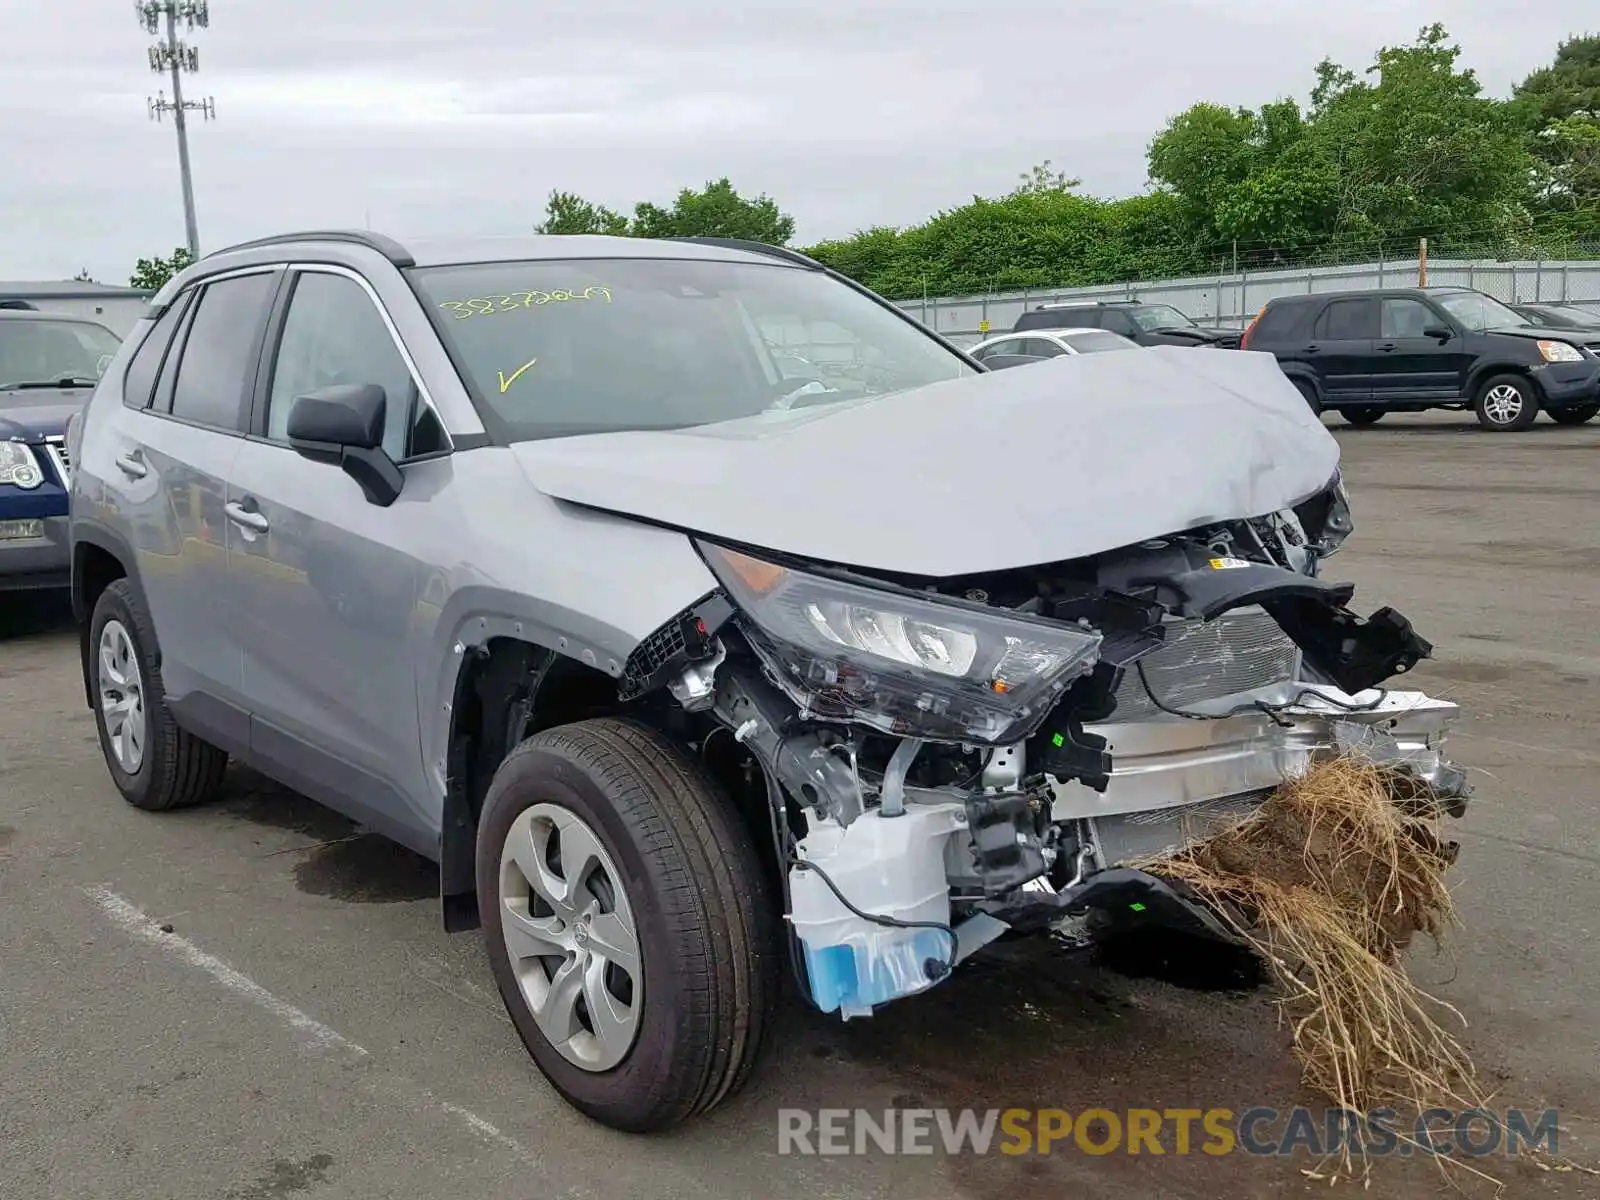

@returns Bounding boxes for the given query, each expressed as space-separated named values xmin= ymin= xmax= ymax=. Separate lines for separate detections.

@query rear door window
xmin=1314 ymin=299 xmax=1379 ymax=340
xmin=165 ymin=272 xmax=278 ymax=432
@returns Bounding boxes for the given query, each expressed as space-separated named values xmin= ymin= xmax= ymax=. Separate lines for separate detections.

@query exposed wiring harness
xmin=1135 ymin=658 xmax=1388 ymax=728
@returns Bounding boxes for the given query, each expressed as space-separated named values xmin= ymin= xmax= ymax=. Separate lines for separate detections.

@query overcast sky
xmin=2 ymin=0 xmax=1592 ymax=284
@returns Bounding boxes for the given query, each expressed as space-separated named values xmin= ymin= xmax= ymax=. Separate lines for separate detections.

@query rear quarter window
xmin=1250 ymin=303 xmax=1303 ymax=342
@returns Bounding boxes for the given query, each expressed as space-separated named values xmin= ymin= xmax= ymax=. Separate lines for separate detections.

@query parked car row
xmin=995 ymin=288 xmax=1600 ymax=433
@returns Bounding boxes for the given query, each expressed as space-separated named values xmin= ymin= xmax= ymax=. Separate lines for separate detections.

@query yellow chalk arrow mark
xmin=497 ymin=357 xmax=537 ymax=393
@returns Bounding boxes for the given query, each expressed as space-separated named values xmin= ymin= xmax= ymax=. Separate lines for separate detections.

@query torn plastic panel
xmin=1088 ymin=536 xmax=1432 ymax=696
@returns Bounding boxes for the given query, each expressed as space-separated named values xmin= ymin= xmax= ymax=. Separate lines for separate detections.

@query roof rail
xmin=206 ymin=229 xmax=415 ymax=267
xmin=667 ymin=236 xmax=821 ymax=269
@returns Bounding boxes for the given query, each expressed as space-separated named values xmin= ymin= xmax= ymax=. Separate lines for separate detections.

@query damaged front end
xmin=630 ymin=473 xmax=1469 ymax=1019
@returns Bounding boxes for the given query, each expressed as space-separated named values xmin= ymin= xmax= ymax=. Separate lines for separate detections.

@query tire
xmin=477 ymin=717 xmax=778 ymax=1132
xmin=88 ymin=578 xmax=228 ymax=811
xmin=1340 ymin=406 xmax=1385 ymax=426
xmin=1474 ymin=374 xmax=1541 ymax=432
xmin=1292 ymin=379 xmax=1322 ymax=415
xmin=1548 ymin=403 xmax=1599 ymax=426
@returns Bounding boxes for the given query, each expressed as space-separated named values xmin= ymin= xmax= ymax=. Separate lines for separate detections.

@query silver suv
xmin=68 ymin=231 xmax=1468 ymax=1132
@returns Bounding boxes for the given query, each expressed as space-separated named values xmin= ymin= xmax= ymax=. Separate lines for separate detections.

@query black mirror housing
xmin=287 ymin=383 xmax=387 ymax=450
xmin=286 ymin=383 xmax=403 ymax=507
xmin=1422 ymin=325 xmax=1453 ymax=341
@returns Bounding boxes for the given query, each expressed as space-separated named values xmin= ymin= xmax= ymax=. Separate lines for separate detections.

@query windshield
xmin=1434 ymin=291 xmax=1524 ymax=332
xmin=0 ymin=318 xmax=121 ymax=390
xmin=1128 ymin=304 xmax=1196 ymax=331
xmin=408 ymin=258 xmax=974 ymax=442
xmin=1549 ymin=306 xmax=1600 ymax=326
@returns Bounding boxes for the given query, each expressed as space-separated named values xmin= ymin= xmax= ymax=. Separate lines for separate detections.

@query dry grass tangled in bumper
xmin=1142 ymin=757 xmax=1479 ymax=1118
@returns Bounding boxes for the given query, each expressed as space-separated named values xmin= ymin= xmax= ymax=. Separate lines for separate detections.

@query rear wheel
xmin=477 ymin=718 xmax=778 ymax=1132
xmin=1548 ymin=404 xmax=1599 ymax=426
xmin=1292 ymin=379 xmax=1322 ymax=415
xmin=1474 ymin=374 xmax=1541 ymax=432
xmin=1340 ymin=406 xmax=1385 ymax=426
xmin=89 ymin=578 xmax=228 ymax=811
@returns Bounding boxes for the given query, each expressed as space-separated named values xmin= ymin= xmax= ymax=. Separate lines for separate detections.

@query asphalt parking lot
xmin=3 ymin=411 xmax=1598 ymax=1200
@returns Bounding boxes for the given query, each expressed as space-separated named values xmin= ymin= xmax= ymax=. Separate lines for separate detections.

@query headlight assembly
xmin=699 ymin=542 xmax=1102 ymax=744
xmin=1537 ymin=340 xmax=1584 ymax=364
xmin=0 ymin=442 xmax=43 ymax=489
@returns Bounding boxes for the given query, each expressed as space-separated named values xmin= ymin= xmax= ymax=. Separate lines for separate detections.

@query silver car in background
xmin=67 ymin=231 xmax=1466 ymax=1133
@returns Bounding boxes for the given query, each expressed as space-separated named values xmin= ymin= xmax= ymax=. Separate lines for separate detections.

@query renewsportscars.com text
xmin=776 ymin=1107 xmax=1559 ymax=1158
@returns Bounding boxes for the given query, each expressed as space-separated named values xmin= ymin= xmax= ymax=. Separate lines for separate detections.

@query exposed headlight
xmin=699 ymin=542 xmax=1103 ymax=744
xmin=1538 ymin=339 xmax=1584 ymax=363
xmin=1290 ymin=468 xmax=1353 ymax=560
xmin=0 ymin=442 xmax=43 ymax=490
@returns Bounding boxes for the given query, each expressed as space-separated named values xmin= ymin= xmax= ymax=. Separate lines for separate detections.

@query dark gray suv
xmin=67 ymin=231 xmax=1465 ymax=1132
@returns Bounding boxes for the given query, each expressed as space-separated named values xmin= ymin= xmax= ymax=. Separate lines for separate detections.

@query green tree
xmin=629 ymin=178 xmax=795 ymax=245
xmin=1513 ymin=36 xmax=1600 ymax=226
xmin=128 ymin=247 xmax=194 ymax=291
xmin=535 ymin=189 xmax=632 ymax=235
xmin=1010 ymin=159 xmax=1081 ymax=196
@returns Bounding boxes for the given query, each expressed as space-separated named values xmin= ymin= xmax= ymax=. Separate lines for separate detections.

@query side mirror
xmin=286 ymin=383 xmax=403 ymax=507
xmin=1422 ymin=325 xmax=1453 ymax=342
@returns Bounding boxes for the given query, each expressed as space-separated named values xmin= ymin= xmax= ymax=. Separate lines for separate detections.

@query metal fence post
xmin=1509 ymin=263 xmax=1518 ymax=303
xmin=1535 ymin=258 xmax=1543 ymax=302
xmin=1467 ymin=263 xmax=1475 ymax=291
xmin=1240 ymin=270 xmax=1248 ymax=324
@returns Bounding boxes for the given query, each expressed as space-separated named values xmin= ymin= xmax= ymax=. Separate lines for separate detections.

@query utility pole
xmin=137 ymin=1 xmax=215 ymax=259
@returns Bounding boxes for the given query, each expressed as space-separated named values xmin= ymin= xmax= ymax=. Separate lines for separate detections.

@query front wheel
xmin=1474 ymin=374 xmax=1541 ymax=432
xmin=477 ymin=718 xmax=778 ymax=1132
xmin=1548 ymin=403 xmax=1599 ymax=426
xmin=1340 ymin=406 xmax=1385 ymax=426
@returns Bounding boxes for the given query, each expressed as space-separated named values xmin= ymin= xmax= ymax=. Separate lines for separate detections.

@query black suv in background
xmin=1241 ymin=287 xmax=1600 ymax=431
xmin=1015 ymin=299 xmax=1242 ymax=348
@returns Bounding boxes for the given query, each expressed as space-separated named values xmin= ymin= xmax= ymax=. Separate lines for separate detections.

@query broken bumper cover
xmin=1048 ymin=685 xmax=1467 ymax=826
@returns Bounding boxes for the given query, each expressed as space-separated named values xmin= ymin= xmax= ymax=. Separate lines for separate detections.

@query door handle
xmin=1304 ymin=344 xmax=1321 ymax=354
xmin=113 ymin=452 xmax=147 ymax=479
xmin=1376 ymin=342 xmax=1397 ymax=352
xmin=224 ymin=501 xmax=269 ymax=534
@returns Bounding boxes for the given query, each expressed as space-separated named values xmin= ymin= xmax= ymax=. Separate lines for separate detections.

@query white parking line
xmin=86 ymin=885 xmax=368 ymax=1056
xmin=84 ymin=884 xmax=538 ymax=1165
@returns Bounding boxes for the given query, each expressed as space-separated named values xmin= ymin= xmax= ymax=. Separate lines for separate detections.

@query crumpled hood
xmin=512 ymin=347 xmax=1341 ymax=578
xmin=0 ymin=389 xmax=85 ymax=440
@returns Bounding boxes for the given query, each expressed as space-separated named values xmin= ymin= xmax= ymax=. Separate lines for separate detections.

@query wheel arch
xmin=1465 ymin=360 xmax=1543 ymax=402
xmin=71 ymin=524 xmax=148 ymax=709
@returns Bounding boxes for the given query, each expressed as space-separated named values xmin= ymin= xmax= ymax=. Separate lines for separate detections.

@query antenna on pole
xmin=137 ymin=1 xmax=215 ymax=258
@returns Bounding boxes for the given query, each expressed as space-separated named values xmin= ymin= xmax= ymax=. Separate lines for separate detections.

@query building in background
xmin=0 ymin=282 xmax=152 ymax=337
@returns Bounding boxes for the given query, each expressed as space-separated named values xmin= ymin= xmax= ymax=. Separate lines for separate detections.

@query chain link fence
xmin=896 ymin=258 xmax=1600 ymax=346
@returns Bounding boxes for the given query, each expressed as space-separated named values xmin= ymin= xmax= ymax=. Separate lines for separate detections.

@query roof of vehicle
xmin=1033 ymin=299 xmax=1145 ymax=310
xmin=202 ymin=230 xmax=818 ymax=272
xmin=0 ymin=308 xmax=118 ymax=328
xmin=1263 ymin=286 xmax=1485 ymax=306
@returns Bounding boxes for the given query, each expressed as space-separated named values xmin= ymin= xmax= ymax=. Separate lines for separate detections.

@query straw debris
xmin=1139 ymin=756 xmax=1480 ymax=1118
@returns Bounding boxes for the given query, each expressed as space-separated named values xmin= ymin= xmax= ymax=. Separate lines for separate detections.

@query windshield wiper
xmin=0 ymin=376 xmax=99 ymax=390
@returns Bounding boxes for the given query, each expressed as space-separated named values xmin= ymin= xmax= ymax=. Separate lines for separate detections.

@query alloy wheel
xmin=97 ymin=619 xmax=146 ymax=774
xmin=498 ymin=802 xmax=643 ymax=1072
xmin=1482 ymin=384 xmax=1524 ymax=426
